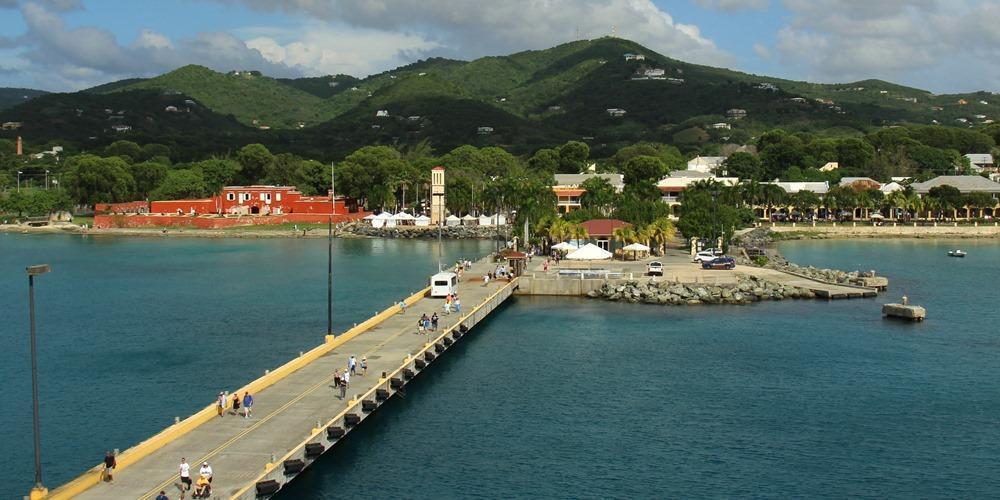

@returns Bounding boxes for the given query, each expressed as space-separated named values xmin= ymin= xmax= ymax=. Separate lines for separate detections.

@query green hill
xmin=0 ymin=88 xmax=48 ymax=111
xmin=115 ymin=65 xmax=341 ymax=129
xmin=4 ymin=37 xmax=999 ymax=157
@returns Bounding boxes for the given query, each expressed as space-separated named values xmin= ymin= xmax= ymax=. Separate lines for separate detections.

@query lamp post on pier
xmin=26 ymin=264 xmax=50 ymax=500
xmin=327 ymin=163 xmax=335 ymax=339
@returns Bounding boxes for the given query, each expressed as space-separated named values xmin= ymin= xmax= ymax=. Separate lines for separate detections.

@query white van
xmin=430 ymin=272 xmax=458 ymax=298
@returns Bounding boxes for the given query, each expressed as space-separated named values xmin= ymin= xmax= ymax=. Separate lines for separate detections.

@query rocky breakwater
xmin=766 ymin=261 xmax=861 ymax=285
xmin=347 ymin=224 xmax=507 ymax=239
xmin=587 ymin=276 xmax=816 ymax=306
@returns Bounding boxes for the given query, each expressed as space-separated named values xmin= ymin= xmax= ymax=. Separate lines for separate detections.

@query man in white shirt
xmin=179 ymin=458 xmax=191 ymax=490
xmin=199 ymin=462 xmax=213 ymax=482
xmin=342 ymin=369 xmax=350 ymax=388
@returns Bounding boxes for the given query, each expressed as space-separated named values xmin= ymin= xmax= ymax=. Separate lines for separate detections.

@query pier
xmin=49 ymin=258 xmax=517 ymax=500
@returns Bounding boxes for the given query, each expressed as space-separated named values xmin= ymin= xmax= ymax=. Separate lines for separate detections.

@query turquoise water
xmin=2 ymin=235 xmax=999 ymax=498
xmin=0 ymin=234 xmax=495 ymax=499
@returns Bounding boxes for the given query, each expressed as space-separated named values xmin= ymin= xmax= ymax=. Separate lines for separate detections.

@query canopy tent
xmin=622 ymin=243 xmax=650 ymax=251
xmin=392 ymin=212 xmax=416 ymax=220
xmin=362 ymin=213 xmax=377 ymax=220
xmin=461 ymin=214 xmax=478 ymax=226
xmin=445 ymin=214 xmax=461 ymax=226
xmin=551 ymin=241 xmax=578 ymax=251
xmin=869 ymin=213 xmax=885 ymax=219
xmin=371 ymin=212 xmax=391 ymax=228
xmin=621 ymin=242 xmax=651 ymax=261
xmin=414 ymin=215 xmax=431 ymax=227
xmin=565 ymin=243 xmax=613 ymax=260
xmin=478 ymin=214 xmax=494 ymax=226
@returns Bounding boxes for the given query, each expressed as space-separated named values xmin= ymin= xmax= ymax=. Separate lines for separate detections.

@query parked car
xmin=702 ymin=257 xmax=736 ymax=270
xmin=693 ymin=250 xmax=722 ymax=263
xmin=646 ymin=261 xmax=663 ymax=276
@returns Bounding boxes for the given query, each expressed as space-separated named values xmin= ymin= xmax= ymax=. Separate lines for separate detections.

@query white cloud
xmin=216 ymin=0 xmax=733 ymax=67
xmin=7 ymin=1 xmax=302 ymax=89
xmin=753 ymin=43 xmax=770 ymax=59
xmin=244 ymin=23 xmax=440 ymax=77
xmin=695 ymin=0 xmax=769 ymax=11
xmin=771 ymin=0 xmax=1000 ymax=92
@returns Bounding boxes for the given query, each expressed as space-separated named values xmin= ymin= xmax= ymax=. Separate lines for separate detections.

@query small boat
xmin=948 ymin=250 xmax=966 ymax=257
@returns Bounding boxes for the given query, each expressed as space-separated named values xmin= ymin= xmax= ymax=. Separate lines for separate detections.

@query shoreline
xmin=764 ymin=224 xmax=1000 ymax=240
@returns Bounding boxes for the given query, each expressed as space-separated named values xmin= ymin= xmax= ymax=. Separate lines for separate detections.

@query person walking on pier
xmin=349 ymin=355 xmax=357 ymax=375
xmin=431 ymin=313 xmax=439 ymax=331
xmin=361 ymin=356 xmax=368 ymax=376
xmin=454 ymin=296 xmax=462 ymax=313
xmin=216 ymin=392 xmax=226 ymax=418
xmin=199 ymin=462 xmax=213 ymax=483
xmin=338 ymin=376 xmax=347 ymax=399
xmin=102 ymin=450 xmax=116 ymax=483
xmin=242 ymin=391 xmax=253 ymax=418
xmin=179 ymin=458 xmax=192 ymax=490
xmin=342 ymin=369 xmax=350 ymax=390
xmin=334 ymin=369 xmax=342 ymax=388
xmin=398 ymin=299 xmax=407 ymax=314
xmin=156 ymin=490 xmax=168 ymax=500
xmin=232 ymin=390 xmax=241 ymax=415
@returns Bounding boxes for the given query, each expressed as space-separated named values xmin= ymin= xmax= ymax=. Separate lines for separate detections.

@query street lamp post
xmin=18 ymin=171 xmax=23 ymax=192
xmin=26 ymin=264 xmax=50 ymax=500
xmin=327 ymin=163 xmax=335 ymax=339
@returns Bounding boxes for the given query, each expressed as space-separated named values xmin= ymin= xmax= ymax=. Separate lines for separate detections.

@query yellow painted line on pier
xmin=47 ymin=287 xmax=430 ymax=500
xmin=228 ymin=279 xmax=518 ymax=499
xmin=139 ymin=297 xmax=436 ymax=499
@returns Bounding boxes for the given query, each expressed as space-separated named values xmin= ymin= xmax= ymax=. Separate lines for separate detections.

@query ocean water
xmin=0 ymin=233 xmax=495 ymax=499
xmin=2 ymin=235 xmax=999 ymax=498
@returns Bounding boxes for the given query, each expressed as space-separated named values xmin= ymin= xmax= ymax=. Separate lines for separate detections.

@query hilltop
xmin=2 ymin=37 xmax=998 ymax=158
xmin=0 ymin=88 xmax=49 ymax=111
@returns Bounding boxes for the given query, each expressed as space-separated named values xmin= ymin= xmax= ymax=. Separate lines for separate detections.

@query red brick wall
xmin=93 ymin=212 xmax=369 ymax=229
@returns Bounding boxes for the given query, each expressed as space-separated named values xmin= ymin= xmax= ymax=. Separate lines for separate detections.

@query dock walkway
xmin=59 ymin=258 xmax=516 ymax=500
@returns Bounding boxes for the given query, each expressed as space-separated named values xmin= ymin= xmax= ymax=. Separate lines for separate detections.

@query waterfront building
xmin=579 ymin=218 xmax=632 ymax=252
xmin=657 ymin=170 xmax=739 ymax=217
xmin=552 ymin=173 xmax=625 ymax=213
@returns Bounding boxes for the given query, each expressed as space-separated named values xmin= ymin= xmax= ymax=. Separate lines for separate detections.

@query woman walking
xmin=232 ymin=389 xmax=241 ymax=415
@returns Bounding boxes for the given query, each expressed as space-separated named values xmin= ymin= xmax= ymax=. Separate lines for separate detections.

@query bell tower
xmin=430 ymin=166 xmax=446 ymax=225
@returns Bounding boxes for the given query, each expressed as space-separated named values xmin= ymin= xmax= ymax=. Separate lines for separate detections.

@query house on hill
xmin=606 ymin=108 xmax=627 ymax=117
xmin=726 ymin=108 xmax=747 ymax=119
xmin=477 ymin=126 xmax=494 ymax=135
xmin=624 ymin=53 xmax=646 ymax=61
xmin=965 ymin=153 xmax=995 ymax=173
xmin=687 ymin=155 xmax=726 ymax=174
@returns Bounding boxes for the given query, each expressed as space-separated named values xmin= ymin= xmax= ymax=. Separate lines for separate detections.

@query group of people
xmin=417 ymin=312 xmax=440 ymax=335
xmin=333 ymin=355 xmax=365 ymax=399
xmin=164 ymin=457 xmax=213 ymax=499
xmin=215 ymin=391 xmax=254 ymax=419
xmin=442 ymin=293 xmax=461 ymax=314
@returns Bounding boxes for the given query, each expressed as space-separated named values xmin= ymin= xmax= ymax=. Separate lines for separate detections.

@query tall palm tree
xmin=568 ymin=223 xmax=589 ymax=245
xmin=548 ymin=218 xmax=571 ymax=245
xmin=612 ymin=225 xmax=639 ymax=247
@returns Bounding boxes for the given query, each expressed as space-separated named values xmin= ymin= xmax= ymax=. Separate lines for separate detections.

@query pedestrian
xmin=443 ymin=296 xmax=451 ymax=315
xmin=483 ymin=273 xmax=489 ymax=286
xmin=361 ymin=357 xmax=368 ymax=376
xmin=179 ymin=458 xmax=192 ymax=491
xmin=422 ymin=314 xmax=431 ymax=333
xmin=334 ymin=369 xmax=342 ymax=387
xmin=349 ymin=355 xmax=357 ymax=375
xmin=398 ymin=299 xmax=407 ymax=314
xmin=242 ymin=391 xmax=253 ymax=418
xmin=156 ymin=490 xmax=169 ymax=500
xmin=431 ymin=313 xmax=439 ymax=331
xmin=454 ymin=296 xmax=462 ymax=313
xmin=232 ymin=390 xmax=241 ymax=415
xmin=339 ymin=378 xmax=347 ymax=399
xmin=342 ymin=369 xmax=350 ymax=389
xmin=102 ymin=450 xmax=116 ymax=483
xmin=199 ymin=462 xmax=213 ymax=483
xmin=216 ymin=392 xmax=225 ymax=418
xmin=416 ymin=316 xmax=424 ymax=335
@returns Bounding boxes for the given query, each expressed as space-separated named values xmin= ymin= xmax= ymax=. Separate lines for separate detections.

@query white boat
xmin=948 ymin=250 xmax=966 ymax=257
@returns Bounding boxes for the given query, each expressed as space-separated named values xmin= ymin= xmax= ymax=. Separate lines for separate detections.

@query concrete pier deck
xmin=54 ymin=258 xmax=517 ymax=500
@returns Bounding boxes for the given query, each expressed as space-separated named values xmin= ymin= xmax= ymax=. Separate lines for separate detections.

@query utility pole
xmin=327 ymin=163 xmax=335 ymax=338
xmin=26 ymin=264 xmax=50 ymax=500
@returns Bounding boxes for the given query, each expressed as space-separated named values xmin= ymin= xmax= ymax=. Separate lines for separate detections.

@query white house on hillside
xmin=965 ymin=153 xmax=995 ymax=172
xmin=687 ymin=156 xmax=726 ymax=174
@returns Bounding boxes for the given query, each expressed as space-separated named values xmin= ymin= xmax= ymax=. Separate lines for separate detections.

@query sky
xmin=0 ymin=0 xmax=998 ymax=94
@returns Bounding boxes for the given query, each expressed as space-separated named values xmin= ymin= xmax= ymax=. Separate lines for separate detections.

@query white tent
xmin=552 ymin=241 xmax=578 ymax=251
xmin=461 ymin=214 xmax=478 ymax=226
xmin=445 ymin=214 xmax=461 ymax=226
xmin=566 ymin=243 xmax=613 ymax=260
xmin=372 ymin=212 xmax=393 ymax=228
xmin=495 ymin=214 xmax=507 ymax=225
xmin=478 ymin=214 xmax=494 ymax=226
xmin=393 ymin=212 xmax=416 ymax=226
xmin=415 ymin=215 xmax=431 ymax=227
xmin=362 ymin=213 xmax=377 ymax=220
xmin=622 ymin=243 xmax=650 ymax=252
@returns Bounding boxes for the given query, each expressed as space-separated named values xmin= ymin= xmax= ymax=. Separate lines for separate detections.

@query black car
xmin=701 ymin=257 xmax=736 ymax=270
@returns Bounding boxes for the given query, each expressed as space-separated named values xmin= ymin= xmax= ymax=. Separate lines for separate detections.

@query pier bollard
xmin=299 ymin=351 xmax=304 ymax=357
xmin=175 ymin=416 xmax=180 ymax=424
xmin=265 ymin=369 xmax=270 ymax=375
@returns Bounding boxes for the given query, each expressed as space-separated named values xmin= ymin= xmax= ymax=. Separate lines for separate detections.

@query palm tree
xmin=568 ymin=222 xmax=589 ymax=245
xmin=888 ymin=190 xmax=908 ymax=220
xmin=645 ymin=217 xmax=677 ymax=255
xmin=548 ymin=218 xmax=571 ymax=246
xmin=904 ymin=193 xmax=924 ymax=220
xmin=612 ymin=225 xmax=639 ymax=246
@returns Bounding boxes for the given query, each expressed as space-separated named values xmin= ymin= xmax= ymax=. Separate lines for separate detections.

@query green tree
xmin=130 ymin=161 xmax=168 ymax=199
xmin=104 ymin=140 xmax=142 ymax=162
xmin=141 ymin=143 xmax=172 ymax=162
xmin=621 ymin=155 xmax=667 ymax=186
xmin=835 ymin=138 xmax=875 ymax=173
xmin=557 ymin=141 xmax=590 ymax=174
xmin=0 ymin=189 xmax=73 ymax=217
xmin=610 ymin=142 xmax=684 ymax=172
xmin=64 ymin=155 xmax=136 ymax=205
xmin=194 ymin=158 xmax=241 ymax=194
xmin=150 ymin=169 xmax=209 ymax=200
xmin=236 ymin=143 xmax=274 ymax=184
xmin=579 ymin=177 xmax=618 ymax=216
xmin=676 ymin=182 xmax=744 ymax=244
xmin=720 ymin=152 xmax=763 ymax=180
xmin=336 ymin=145 xmax=405 ymax=209
xmin=528 ymin=148 xmax=560 ymax=173
xmin=928 ymin=185 xmax=963 ymax=219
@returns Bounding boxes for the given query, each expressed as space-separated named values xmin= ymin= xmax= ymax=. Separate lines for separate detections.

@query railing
xmin=228 ymin=279 xmax=518 ymax=499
